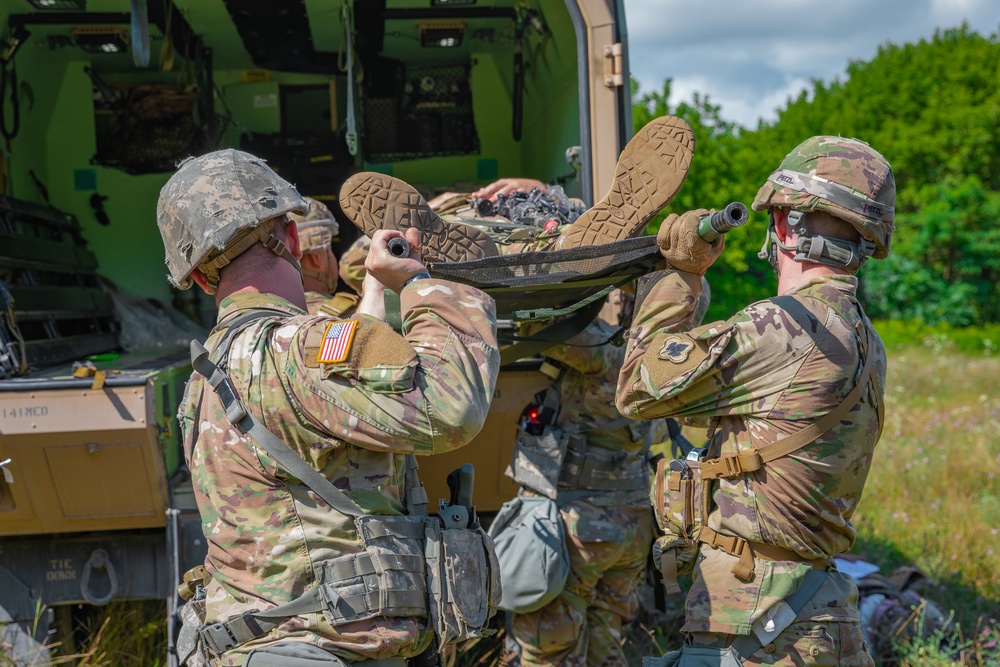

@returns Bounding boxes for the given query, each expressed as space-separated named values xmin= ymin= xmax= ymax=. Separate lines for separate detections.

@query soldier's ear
xmin=773 ymin=207 xmax=792 ymax=243
xmin=190 ymin=269 xmax=211 ymax=294
xmin=300 ymin=251 xmax=322 ymax=272
xmin=284 ymin=220 xmax=304 ymax=261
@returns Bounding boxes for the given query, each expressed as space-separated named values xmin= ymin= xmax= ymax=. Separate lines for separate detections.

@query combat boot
xmin=555 ymin=115 xmax=695 ymax=249
xmin=339 ymin=173 xmax=500 ymax=263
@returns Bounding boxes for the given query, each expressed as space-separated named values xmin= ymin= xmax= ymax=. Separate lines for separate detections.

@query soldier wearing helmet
xmin=616 ymin=136 xmax=890 ymax=666
xmin=158 ymin=150 xmax=501 ymax=667
xmin=287 ymin=197 xmax=363 ymax=318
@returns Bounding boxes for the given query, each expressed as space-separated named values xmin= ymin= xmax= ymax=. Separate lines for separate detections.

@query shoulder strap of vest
xmin=700 ymin=323 xmax=879 ymax=480
xmin=189 ymin=320 xmax=367 ymax=518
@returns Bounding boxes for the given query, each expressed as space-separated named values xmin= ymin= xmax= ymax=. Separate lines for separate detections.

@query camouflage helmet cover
xmin=157 ymin=149 xmax=307 ymax=289
xmin=288 ymin=197 xmax=340 ymax=254
xmin=751 ymin=136 xmax=895 ymax=258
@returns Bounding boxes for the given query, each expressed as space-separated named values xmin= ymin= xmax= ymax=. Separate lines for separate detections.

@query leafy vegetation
xmin=633 ymin=24 xmax=1000 ymax=326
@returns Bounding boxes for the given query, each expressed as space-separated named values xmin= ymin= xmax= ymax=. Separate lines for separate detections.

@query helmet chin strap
xmin=197 ymin=218 xmax=302 ymax=294
xmin=758 ymin=210 xmax=874 ymax=273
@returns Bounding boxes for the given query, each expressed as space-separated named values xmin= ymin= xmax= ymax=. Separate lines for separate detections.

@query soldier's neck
xmin=776 ymin=254 xmax=848 ymax=295
xmin=215 ymin=266 xmax=308 ymax=311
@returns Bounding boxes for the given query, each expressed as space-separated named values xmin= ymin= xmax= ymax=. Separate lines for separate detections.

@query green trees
xmin=635 ymin=25 xmax=1000 ymax=324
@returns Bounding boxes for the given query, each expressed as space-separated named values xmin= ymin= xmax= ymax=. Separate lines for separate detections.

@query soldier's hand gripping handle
xmin=657 ymin=208 xmax=726 ymax=276
xmin=366 ymin=228 xmax=427 ymax=293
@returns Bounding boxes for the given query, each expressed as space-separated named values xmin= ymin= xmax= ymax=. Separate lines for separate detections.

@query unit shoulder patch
xmin=658 ymin=336 xmax=695 ymax=363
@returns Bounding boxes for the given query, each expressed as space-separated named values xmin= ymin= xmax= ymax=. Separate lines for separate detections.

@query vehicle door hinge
xmin=603 ymin=43 xmax=624 ymax=88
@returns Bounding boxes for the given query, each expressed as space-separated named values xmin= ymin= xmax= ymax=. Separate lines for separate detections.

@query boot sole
xmin=339 ymin=173 xmax=499 ymax=263
xmin=556 ymin=116 xmax=695 ymax=248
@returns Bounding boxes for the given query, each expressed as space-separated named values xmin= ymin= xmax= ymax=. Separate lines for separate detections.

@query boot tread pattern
xmin=557 ymin=116 xmax=695 ymax=248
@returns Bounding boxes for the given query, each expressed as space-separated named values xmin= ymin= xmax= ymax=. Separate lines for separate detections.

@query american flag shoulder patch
xmin=316 ymin=320 xmax=359 ymax=364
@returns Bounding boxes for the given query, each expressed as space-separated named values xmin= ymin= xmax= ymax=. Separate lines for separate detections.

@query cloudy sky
xmin=623 ymin=0 xmax=999 ymax=128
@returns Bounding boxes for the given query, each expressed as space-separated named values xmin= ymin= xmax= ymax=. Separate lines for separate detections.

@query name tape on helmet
xmin=769 ymin=169 xmax=894 ymax=221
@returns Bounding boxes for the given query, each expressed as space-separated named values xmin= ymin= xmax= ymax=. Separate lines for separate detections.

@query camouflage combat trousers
xmin=688 ymin=570 xmax=874 ymax=667
xmin=688 ymin=621 xmax=872 ymax=666
xmin=512 ymin=498 xmax=653 ymax=667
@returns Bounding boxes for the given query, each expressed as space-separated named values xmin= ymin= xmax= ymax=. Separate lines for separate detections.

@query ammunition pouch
xmin=651 ymin=457 xmax=708 ymax=595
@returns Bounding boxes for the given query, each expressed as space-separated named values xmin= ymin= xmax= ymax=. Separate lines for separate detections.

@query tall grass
xmin=852 ymin=323 xmax=1000 ymax=665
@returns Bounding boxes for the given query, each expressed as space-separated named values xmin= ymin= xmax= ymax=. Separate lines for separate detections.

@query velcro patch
xmin=316 ymin=320 xmax=359 ymax=363
xmin=658 ymin=336 xmax=695 ymax=363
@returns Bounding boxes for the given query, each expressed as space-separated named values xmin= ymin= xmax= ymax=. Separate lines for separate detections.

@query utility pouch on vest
xmin=243 ymin=641 xmax=354 ymax=667
xmin=424 ymin=518 xmax=501 ymax=645
xmin=559 ymin=436 xmax=650 ymax=492
xmin=487 ymin=494 xmax=570 ymax=614
xmin=651 ymin=456 xmax=708 ymax=594
xmin=318 ymin=515 xmax=430 ymax=626
xmin=506 ymin=425 xmax=570 ymax=499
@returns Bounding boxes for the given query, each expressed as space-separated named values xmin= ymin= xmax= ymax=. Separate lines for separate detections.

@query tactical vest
xmin=177 ymin=310 xmax=500 ymax=667
xmin=506 ymin=374 xmax=653 ymax=501
xmin=651 ymin=318 xmax=884 ymax=595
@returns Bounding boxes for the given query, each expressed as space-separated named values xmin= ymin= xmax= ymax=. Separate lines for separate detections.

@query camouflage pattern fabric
xmin=303 ymin=290 xmax=357 ymax=319
xmin=289 ymin=198 xmax=339 ymax=254
xmin=338 ymin=235 xmax=371 ymax=294
xmin=751 ymin=136 xmax=895 ymax=258
xmin=616 ymin=269 xmax=885 ymax=647
xmin=157 ymin=150 xmax=306 ymax=290
xmin=513 ymin=500 xmax=652 ymax=667
xmin=179 ymin=282 xmax=499 ymax=666
xmin=304 ymin=290 xmax=334 ymax=316
xmin=511 ymin=317 xmax=660 ymax=667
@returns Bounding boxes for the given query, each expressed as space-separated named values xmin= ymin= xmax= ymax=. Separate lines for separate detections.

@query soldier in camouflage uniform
xmin=157 ymin=149 xmax=500 ymax=667
xmin=338 ymin=235 xmax=371 ymax=295
xmin=287 ymin=197 xmax=358 ymax=318
xmin=509 ymin=281 xmax=710 ymax=667
xmin=616 ymin=136 xmax=892 ymax=666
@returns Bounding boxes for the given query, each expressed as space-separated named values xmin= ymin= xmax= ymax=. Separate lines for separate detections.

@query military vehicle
xmin=0 ymin=0 xmax=635 ymax=663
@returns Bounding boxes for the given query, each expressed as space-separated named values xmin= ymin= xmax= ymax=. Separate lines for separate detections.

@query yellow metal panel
xmin=0 ymin=386 xmax=148 ymax=435
xmin=420 ymin=369 xmax=552 ymax=513
xmin=0 ymin=386 xmax=169 ymax=536
xmin=45 ymin=442 xmax=159 ymax=519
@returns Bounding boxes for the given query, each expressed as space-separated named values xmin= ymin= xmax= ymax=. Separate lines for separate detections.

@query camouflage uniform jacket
xmin=338 ymin=236 xmax=371 ymax=295
xmin=180 ymin=282 xmax=499 ymax=665
xmin=616 ymin=270 xmax=886 ymax=635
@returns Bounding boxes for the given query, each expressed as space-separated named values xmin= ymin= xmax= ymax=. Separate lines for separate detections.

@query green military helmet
xmin=156 ymin=149 xmax=307 ymax=291
xmin=751 ymin=136 xmax=895 ymax=258
xmin=288 ymin=197 xmax=340 ymax=254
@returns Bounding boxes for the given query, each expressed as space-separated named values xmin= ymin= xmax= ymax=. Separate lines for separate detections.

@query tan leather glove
xmin=656 ymin=208 xmax=725 ymax=275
